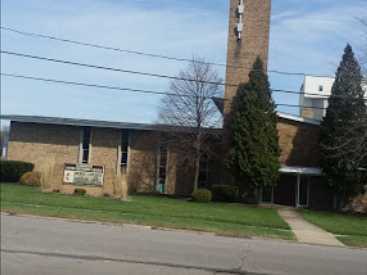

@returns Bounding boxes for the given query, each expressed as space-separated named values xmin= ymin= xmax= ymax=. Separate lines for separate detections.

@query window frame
xmin=120 ymin=130 xmax=130 ymax=167
xmin=79 ymin=127 xmax=92 ymax=164
xmin=156 ymin=144 xmax=168 ymax=193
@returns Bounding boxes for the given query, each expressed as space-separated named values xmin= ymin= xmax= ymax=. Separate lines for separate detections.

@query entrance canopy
xmin=280 ymin=166 xmax=322 ymax=176
xmin=270 ymin=166 xmax=323 ymax=208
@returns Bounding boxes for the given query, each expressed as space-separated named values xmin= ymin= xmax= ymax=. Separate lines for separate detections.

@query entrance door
xmin=274 ymin=175 xmax=296 ymax=207
xmin=298 ymin=176 xmax=310 ymax=207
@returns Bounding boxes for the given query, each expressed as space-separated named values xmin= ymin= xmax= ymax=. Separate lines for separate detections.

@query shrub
xmin=74 ymin=188 xmax=87 ymax=196
xmin=344 ymin=194 xmax=367 ymax=215
xmin=211 ymin=185 xmax=239 ymax=202
xmin=0 ymin=160 xmax=34 ymax=182
xmin=192 ymin=188 xmax=212 ymax=203
xmin=20 ymin=171 xmax=41 ymax=187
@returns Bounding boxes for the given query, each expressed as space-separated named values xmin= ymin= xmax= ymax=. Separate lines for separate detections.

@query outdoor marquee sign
xmin=64 ymin=164 xmax=104 ymax=186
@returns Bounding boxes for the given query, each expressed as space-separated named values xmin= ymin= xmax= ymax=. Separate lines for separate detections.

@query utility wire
xmin=272 ymin=88 xmax=367 ymax=101
xmin=1 ymin=26 xmax=333 ymax=78
xmin=278 ymin=103 xmax=326 ymax=110
xmin=1 ymin=72 xmax=329 ymax=110
xmin=1 ymin=50 xmax=235 ymax=87
xmin=3 ymin=50 xmax=367 ymax=102
xmin=0 ymin=73 xmax=193 ymax=98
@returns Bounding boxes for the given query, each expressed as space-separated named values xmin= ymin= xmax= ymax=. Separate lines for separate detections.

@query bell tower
xmin=224 ymin=0 xmax=272 ymax=115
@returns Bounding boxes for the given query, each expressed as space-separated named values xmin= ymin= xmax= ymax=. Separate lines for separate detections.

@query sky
xmin=1 ymin=0 xmax=366 ymax=124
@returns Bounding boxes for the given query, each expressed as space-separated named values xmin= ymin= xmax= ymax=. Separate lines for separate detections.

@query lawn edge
xmin=300 ymin=209 xmax=367 ymax=249
xmin=1 ymin=198 xmax=291 ymax=231
xmin=0 ymin=208 xmax=295 ymax=242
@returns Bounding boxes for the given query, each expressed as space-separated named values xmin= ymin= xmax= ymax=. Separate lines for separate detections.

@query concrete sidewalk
xmin=278 ymin=208 xmax=345 ymax=247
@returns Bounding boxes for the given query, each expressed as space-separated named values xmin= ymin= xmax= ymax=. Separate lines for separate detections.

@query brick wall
xmin=7 ymin=118 xmax=321 ymax=197
xmin=90 ymin=127 xmax=120 ymax=196
xmin=7 ymin=122 xmax=80 ymax=188
xmin=127 ymin=131 xmax=178 ymax=195
xmin=224 ymin=0 xmax=272 ymax=115
xmin=277 ymin=118 xmax=320 ymax=167
xmin=7 ymin=122 xmax=181 ymax=196
xmin=7 ymin=123 xmax=122 ymax=196
xmin=127 ymin=130 xmax=159 ymax=193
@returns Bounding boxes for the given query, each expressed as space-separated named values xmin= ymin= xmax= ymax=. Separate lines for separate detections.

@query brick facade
xmin=90 ymin=127 xmax=120 ymax=196
xmin=7 ymin=117 xmax=321 ymax=197
xmin=8 ymin=122 xmax=80 ymax=189
xmin=277 ymin=118 xmax=320 ymax=167
xmin=224 ymin=0 xmax=271 ymax=115
xmin=7 ymin=122 xmax=183 ymax=197
xmin=128 ymin=130 xmax=160 ymax=193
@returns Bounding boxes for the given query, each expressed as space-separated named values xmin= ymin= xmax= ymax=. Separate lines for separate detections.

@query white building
xmin=299 ymin=76 xmax=367 ymax=120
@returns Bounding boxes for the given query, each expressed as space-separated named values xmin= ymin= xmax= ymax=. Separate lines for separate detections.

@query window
xmin=81 ymin=127 xmax=91 ymax=164
xmin=198 ymin=154 xmax=209 ymax=188
xmin=156 ymin=145 xmax=167 ymax=193
xmin=120 ymin=130 xmax=129 ymax=166
xmin=318 ymin=85 xmax=324 ymax=92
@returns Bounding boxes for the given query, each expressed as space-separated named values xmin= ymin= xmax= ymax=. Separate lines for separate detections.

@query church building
xmin=1 ymin=0 xmax=333 ymax=209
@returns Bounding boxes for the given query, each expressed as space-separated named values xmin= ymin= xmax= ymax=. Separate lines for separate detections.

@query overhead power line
xmin=278 ymin=103 xmax=326 ymax=110
xmin=272 ymin=88 xmax=367 ymax=101
xmin=1 ymin=50 xmax=235 ymax=87
xmin=0 ymin=73 xmax=193 ymax=98
xmin=1 ymin=25 xmax=334 ymax=78
xmin=3 ymin=50 xmax=366 ymax=103
xmin=1 ymin=72 xmax=330 ymax=110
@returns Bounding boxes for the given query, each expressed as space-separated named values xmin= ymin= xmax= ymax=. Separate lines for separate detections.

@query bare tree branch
xmin=158 ymin=58 xmax=223 ymax=191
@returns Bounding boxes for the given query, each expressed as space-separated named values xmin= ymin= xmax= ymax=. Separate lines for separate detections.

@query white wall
xmin=299 ymin=76 xmax=367 ymax=120
xmin=303 ymin=76 xmax=335 ymax=98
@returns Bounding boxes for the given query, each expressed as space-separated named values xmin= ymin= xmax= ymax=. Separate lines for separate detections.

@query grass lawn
xmin=0 ymin=183 xmax=293 ymax=240
xmin=302 ymin=209 xmax=367 ymax=248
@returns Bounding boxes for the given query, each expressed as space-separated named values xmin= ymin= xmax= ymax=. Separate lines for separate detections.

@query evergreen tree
xmin=320 ymin=44 xmax=367 ymax=201
xmin=227 ymin=57 xmax=280 ymax=197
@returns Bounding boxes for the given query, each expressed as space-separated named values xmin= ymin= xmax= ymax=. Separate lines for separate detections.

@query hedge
xmin=211 ymin=184 xmax=239 ymax=202
xmin=0 ymin=160 xmax=34 ymax=182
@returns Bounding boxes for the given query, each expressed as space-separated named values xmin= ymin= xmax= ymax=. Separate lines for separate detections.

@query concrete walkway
xmin=278 ymin=208 xmax=345 ymax=247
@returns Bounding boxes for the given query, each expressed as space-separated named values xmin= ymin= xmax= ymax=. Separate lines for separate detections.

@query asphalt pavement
xmin=1 ymin=214 xmax=366 ymax=275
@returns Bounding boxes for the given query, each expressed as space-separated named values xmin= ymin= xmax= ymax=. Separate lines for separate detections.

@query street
xmin=1 ymin=214 xmax=367 ymax=275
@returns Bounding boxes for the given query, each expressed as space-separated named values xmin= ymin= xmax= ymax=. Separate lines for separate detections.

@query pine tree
xmin=227 ymin=57 xmax=280 ymax=197
xmin=320 ymin=44 xmax=367 ymax=201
